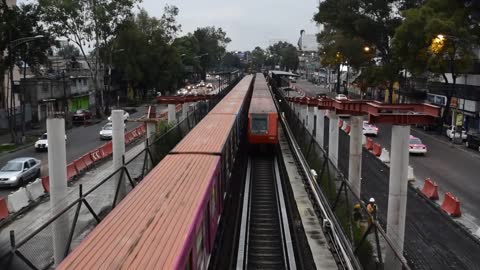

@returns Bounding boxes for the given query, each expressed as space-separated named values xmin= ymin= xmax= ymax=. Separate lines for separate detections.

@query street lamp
xmin=364 ymin=46 xmax=371 ymax=52
xmin=8 ymin=35 xmax=45 ymax=144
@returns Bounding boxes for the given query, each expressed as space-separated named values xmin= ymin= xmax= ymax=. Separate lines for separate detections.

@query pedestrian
xmin=366 ymin=197 xmax=378 ymax=226
xmin=353 ymin=203 xmax=362 ymax=227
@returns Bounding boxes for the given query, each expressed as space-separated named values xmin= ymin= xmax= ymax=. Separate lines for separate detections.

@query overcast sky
xmin=18 ymin=0 xmax=320 ymax=51
xmin=142 ymin=0 xmax=320 ymax=51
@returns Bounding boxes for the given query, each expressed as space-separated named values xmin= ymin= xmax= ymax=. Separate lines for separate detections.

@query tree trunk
xmin=336 ymin=64 xmax=341 ymax=94
xmin=387 ymin=81 xmax=394 ymax=104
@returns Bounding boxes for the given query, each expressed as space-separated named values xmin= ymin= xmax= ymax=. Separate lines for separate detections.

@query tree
xmin=251 ymin=46 xmax=266 ymax=71
xmin=58 ymin=44 xmax=80 ymax=59
xmin=267 ymin=41 xmax=299 ymax=71
xmin=315 ymin=0 xmax=424 ymax=102
xmin=193 ymin=26 xmax=231 ymax=79
xmin=393 ymin=0 xmax=476 ymax=123
xmin=222 ymin=52 xmax=241 ymax=69
xmin=39 ymin=0 xmax=139 ymax=115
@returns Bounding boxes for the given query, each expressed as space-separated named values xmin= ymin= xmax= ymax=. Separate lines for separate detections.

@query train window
xmin=211 ymin=187 xmax=216 ymax=217
xmin=251 ymin=114 xmax=269 ymax=134
xmin=196 ymin=224 xmax=205 ymax=270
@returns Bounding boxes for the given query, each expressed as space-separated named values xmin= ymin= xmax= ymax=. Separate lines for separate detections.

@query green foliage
xmin=173 ymin=34 xmax=201 ymax=72
xmin=193 ymin=26 xmax=231 ymax=77
xmin=251 ymin=46 xmax=266 ymax=71
xmin=222 ymin=52 xmax=241 ymax=69
xmin=267 ymin=41 xmax=299 ymax=71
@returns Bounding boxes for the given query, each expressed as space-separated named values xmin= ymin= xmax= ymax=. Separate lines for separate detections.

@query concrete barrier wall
xmin=26 ymin=178 xmax=45 ymax=201
xmin=7 ymin=187 xmax=30 ymax=213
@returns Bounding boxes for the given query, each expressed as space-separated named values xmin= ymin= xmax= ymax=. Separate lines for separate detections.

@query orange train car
xmin=247 ymin=74 xmax=279 ymax=144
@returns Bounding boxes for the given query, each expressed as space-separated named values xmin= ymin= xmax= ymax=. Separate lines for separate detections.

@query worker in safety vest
xmin=366 ymin=197 xmax=378 ymax=226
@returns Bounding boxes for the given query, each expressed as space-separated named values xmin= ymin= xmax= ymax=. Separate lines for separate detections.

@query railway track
xmin=236 ymin=155 xmax=296 ymax=270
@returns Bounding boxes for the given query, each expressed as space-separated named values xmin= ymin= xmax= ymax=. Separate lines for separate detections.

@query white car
xmin=206 ymin=83 xmax=213 ymax=89
xmin=409 ymin=136 xmax=427 ymax=155
xmin=363 ymin=121 xmax=378 ymax=136
xmin=35 ymin=133 xmax=67 ymax=152
xmin=446 ymin=126 xmax=467 ymax=141
xmin=335 ymin=94 xmax=348 ymax=100
xmin=99 ymin=123 xmax=113 ymax=140
xmin=289 ymin=76 xmax=297 ymax=83
xmin=107 ymin=111 xmax=129 ymax=122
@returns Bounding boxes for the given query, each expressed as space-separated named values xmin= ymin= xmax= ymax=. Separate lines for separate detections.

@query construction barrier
xmin=365 ymin=137 xmax=374 ymax=150
xmin=25 ymin=178 xmax=45 ymax=201
xmin=441 ymin=192 xmax=461 ymax=217
xmin=408 ymin=165 xmax=415 ymax=181
xmin=379 ymin=148 xmax=390 ymax=163
xmin=372 ymin=143 xmax=382 ymax=156
xmin=132 ymin=129 xmax=139 ymax=138
xmin=41 ymin=176 xmax=50 ymax=193
xmin=90 ymin=148 xmax=105 ymax=162
xmin=338 ymin=119 xmax=344 ymax=128
xmin=421 ymin=178 xmax=439 ymax=200
xmin=66 ymin=163 xmax=78 ymax=182
xmin=74 ymin=157 xmax=88 ymax=173
xmin=101 ymin=142 xmax=113 ymax=157
xmin=0 ymin=197 xmax=8 ymax=220
xmin=7 ymin=187 xmax=30 ymax=213
xmin=82 ymin=154 xmax=94 ymax=168
xmin=126 ymin=132 xmax=135 ymax=144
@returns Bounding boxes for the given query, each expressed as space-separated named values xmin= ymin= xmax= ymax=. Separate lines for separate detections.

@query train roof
xmin=58 ymin=154 xmax=220 ymax=270
xmin=249 ymin=97 xmax=277 ymax=114
xmin=171 ymin=114 xmax=236 ymax=154
xmin=210 ymin=98 xmax=244 ymax=115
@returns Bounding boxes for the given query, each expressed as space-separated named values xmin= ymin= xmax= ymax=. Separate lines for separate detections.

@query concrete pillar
xmin=348 ymin=116 xmax=363 ymax=198
xmin=328 ymin=111 xmax=339 ymax=167
xmin=385 ymin=125 xmax=410 ymax=270
xmin=168 ymin=104 xmax=176 ymax=124
xmin=182 ymin=102 xmax=188 ymax=120
xmin=112 ymin=110 xmax=126 ymax=202
xmin=316 ymin=109 xmax=325 ymax=147
xmin=303 ymin=105 xmax=309 ymax=128
xmin=307 ymin=106 xmax=314 ymax=134
xmin=47 ymin=117 xmax=69 ymax=266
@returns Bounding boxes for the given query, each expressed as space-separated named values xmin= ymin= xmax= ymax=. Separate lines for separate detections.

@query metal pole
xmin=168 ymin=104 xmax=176 ymax=124
xmin=112 ymin=110 xmax=126 ymax=202
xmin=182 ymin=102 xmax=188 ymax=120
xmin=47 ymin=117 xmax=69 ymax=266
xmin=348 ymin=116 xmax=363 ymax=198
xmin=385 ymin=125 xmax=410 ymax=270
xmin=328 ymin=111 xmax=339 ymax=167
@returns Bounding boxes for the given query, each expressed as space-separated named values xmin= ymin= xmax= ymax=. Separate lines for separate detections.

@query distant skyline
xmin=18 ymin=0 xmax=321 ymax=51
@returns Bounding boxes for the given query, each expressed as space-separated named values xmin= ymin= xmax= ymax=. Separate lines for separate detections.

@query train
xmin=57 ymin=75 xmax=254 ymax=270
xmin=247 ymin=74 xmax=279 ymax=145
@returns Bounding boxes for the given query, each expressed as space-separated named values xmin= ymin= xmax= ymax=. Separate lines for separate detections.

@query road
xmin=373 ymin=124 xmax=480 ymax=226
xmin=0 ymin=105 xmax=167 ymax=198
xmin=293 ymin=79 xmax=330 ymax=97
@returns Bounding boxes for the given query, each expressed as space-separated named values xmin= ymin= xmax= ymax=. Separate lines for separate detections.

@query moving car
xmin=446 ymin=126 xmax=467 ymax=141
xmin=0 ymin=157 xmax=41 ymax=187
xmin=72 ymin=109 xmax=92 ymax=124
xmin=335 ymin=94 xmax=348 ymax=100
xmin=198 ymin=80 xmax=206 ymax=87
xmin=107 ymin=111 xmax=129 ymax=122
xmin=363 ymin=121 xmax=378 ymax=136
xmin=409 ymin=136 xmax=427 ymax=155
xmin=34 ymin=133 xmax=67 ymax=152
xmin=289 ymin=76 xmax=297 ymax=83
xmin=465 ymin=131 xmax=480 ymax=151
xmin=99 ymin=123 xmax=113 ymax=140
xmin=206 ymin=83 xmax=213 ymax=89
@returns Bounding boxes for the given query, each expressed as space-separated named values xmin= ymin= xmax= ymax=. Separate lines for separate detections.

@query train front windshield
xmin=251 ymin=114 xmax=268 ymax=134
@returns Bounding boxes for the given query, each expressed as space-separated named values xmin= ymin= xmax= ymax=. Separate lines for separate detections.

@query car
xmin=107 ymin=111 xmax=129 ymax=122
xmin=99 ymin=123 xmax=113 ymax=140
xmin=206 ymin=83 xmax=213 ymax=89
xmin=198 ymin=80 xmax=205 ymax=87
xmin=34 ymin=133 xmax=67 ymax=152
xmin=335 ymin=94 xmax=348 ymax=100
xmin=446 ymin=126 xmax=467 ymax=141
xmin=0 ymin=158 xmax=41 ymax=187
xmin=289 ymin=76 xmax=297 ymax=83
xmin=186 ymin=85 xmax=195 ymax=91
xmin=409 ymin=136 xmax=427 ymax=155
xmin=465 ymin=131 xmax=480 ymax=151
xmin=316 ymin=93 xmax=327 ymax=99
xmin=363 ymin=121 xmax=379 ymax=136
xmin=72 ymin=109 xmax=92 ymax=124
xmin=215 ymin=75 xmax=220 ymax=79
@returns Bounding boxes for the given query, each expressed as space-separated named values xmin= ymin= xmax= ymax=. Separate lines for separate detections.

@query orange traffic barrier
xmin=74 ymin=158 xmax=87 ymax=173
xmin=421 ymin=178 xmax=439 ymax=200
xmin=41 ymin=176 xmax=50 ymax=193
xmin=345 ymin=124 xmax=351 ymax=134
xmin=441 ymin=192 xmax=461 ymax=217
xmin=365 ymin=137 xmax=374 ymax=150
xmin=338 ymin=119 xmax=343 ymax=128
xmin=90 ymin=148 xmax=105 ymax=162
xmin=66 ymin=163 xmax=78 ymax=182
xmin=82 ymin=154 xmax=94 ymax=168
xmin=102 ymin=142 xmax=113 ymax=157
xmin=0 ymin=197 xmax=8 ymax=220
xmin=372 ymin=143 xmax=382 ymax=156
xmin=125 ymin=132 xmax=135 ymax=144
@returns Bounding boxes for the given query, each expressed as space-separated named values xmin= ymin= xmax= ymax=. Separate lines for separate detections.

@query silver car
xmin=0 ymin=157 xmax=41 ymax=187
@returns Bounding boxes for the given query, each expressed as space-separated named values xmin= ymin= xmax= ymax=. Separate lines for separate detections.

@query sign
xmin=427 ymin=93 xmax=447 ymax=107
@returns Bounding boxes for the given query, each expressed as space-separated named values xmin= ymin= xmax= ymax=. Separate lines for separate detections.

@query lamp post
xmin=8 ymin=35 xmax=44 ymax=144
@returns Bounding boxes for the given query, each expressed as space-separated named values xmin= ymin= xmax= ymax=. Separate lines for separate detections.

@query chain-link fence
xmin=274 ymin=86 xmax=410 ymax=270
xmin=0 ymin=77 xmax=242 ymax=270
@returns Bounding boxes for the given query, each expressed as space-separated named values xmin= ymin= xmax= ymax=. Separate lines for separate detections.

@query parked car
xmin=72 ymin=109 xmax=92 ymax=124
xmin=465 ymin=131 xmax=480 ymax=151
xmin=0 ymin=158 xmax=41 ymax=187
xmin=335 ymin=94 xmax=348 ymax=100
xmin=107 ymin=111 xmax=129 ymax=122
xmin=446 ymin=126 xmax=467 ymax=141
xmin=34 ymin=133 xmax=67 ymax=152
xmin=409 ymin=136 xmax=427 ymax=155
xmin=363 ymin=121 xmax=379 ymax=136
